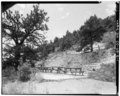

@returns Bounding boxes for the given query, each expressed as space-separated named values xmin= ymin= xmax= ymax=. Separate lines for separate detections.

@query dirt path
xmin=3 ymin=73 xmax=116 ymax=94
xmin=39 ymin=72 xmax=88 ymax=80
xmin=35 ymin=79 xmax=116 ymax=94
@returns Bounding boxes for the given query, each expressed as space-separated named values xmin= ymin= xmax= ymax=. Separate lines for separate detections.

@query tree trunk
xmin=14 ymin=61 xmax=19 ymax=71
xmin=14 ymin=44 xmax=21 ymax=71
xmin=90 ymin=42 xmax=93 ymax=52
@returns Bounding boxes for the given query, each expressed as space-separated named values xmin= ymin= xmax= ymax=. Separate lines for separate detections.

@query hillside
xmin=35 ymin=43 xmax=115 ymax=72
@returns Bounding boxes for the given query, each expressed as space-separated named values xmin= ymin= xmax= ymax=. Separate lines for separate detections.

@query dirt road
xmin=3 ymin=72 xmax=116 ymax=94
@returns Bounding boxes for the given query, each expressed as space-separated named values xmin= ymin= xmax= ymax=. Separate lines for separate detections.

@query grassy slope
xmin=43 ymin=48 xmax=115 ymax=69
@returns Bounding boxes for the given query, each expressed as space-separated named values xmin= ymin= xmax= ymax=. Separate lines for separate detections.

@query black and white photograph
xmin=1 ymin=1 xmax=118 ymax=95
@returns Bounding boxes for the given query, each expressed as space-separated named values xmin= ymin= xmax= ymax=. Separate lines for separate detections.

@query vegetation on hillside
xmin=88 ymin=63 xmax=116 ymax=82
xmin=50 ymin=14 xmax=116 ymax=52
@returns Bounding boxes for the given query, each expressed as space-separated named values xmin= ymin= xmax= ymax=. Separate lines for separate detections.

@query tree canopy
xmin=77 ymin=15 xmax=107 ymax=52
xmin=2 ymin=4 xmax=49 ymax=70
xmin=51 ymin=14 xmax=115 ymax=52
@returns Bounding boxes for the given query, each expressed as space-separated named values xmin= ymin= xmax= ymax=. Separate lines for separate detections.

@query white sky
xmin=9 ymin=1 xmax=116 ymax=41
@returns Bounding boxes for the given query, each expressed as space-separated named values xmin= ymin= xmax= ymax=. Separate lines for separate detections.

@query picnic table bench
xmin=38 ymin=66 xmax=85 ymax=76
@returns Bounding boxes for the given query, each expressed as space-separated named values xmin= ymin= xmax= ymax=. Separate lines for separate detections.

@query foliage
xmin=22 ymin=46 xmax=38 ymax=62
xmin=36 ymin=42 xmax=49 ymax=59
xmin=79 ymin=15 xmax=107 ymax=52
xmin=51 ymin=14 xmax=115 ymax=52
xmin=53 ymin=30 xmax=76 ymax=51
xmin=2 ymin=4 xmax=49 ymax=70
xmin=54 ymin=37 xmax=59 ymax=48
xmin=18 ymin=64 xmax=31 ymax=82
xmin=88 ymin=63 xmax=116 ymax=82
xmin=102 ymin=15 xmax=116 ymax=32
xmin=2 ymin=57 xmax=16 ymax=69
xmin=102 ymin=31 xmax=116 ymax=49
xmin=2 ymin=66 xmax=18 ymax=84
xmin=52 ymin=15 xmax=116 ymax=53
xmin=59 ymin=37 xmax=72 ymax=51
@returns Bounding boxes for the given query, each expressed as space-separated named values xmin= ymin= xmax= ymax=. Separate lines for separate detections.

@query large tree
xmin=2 ymin=4 xmax=49 ymax=71
xmin=79 ymin=15 xmax=106 ymax=52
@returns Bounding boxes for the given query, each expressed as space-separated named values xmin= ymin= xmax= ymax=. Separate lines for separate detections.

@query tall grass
xmin=2 ymin=63 xmax=44 ymax=94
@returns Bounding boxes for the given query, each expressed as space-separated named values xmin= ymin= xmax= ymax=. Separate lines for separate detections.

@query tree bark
xmin=14 ymin=44 xmax=22 ymax=71
xmin=90 ymin=42 xmax=93 ymax=52
xmin=14 ymin=61 xmax=19 ymax=71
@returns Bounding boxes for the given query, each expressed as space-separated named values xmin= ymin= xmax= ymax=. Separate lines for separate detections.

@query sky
xmin=9 ymin=1 xmax=116 ymax=42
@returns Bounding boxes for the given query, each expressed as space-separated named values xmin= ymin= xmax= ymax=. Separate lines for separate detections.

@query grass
xmin=2 ymin=67 xmax=18 ymax=84
xmin=88 ymin=63 xmax=116 ymax=82
xmin=2 ymin=71 xmax=45 ymax=94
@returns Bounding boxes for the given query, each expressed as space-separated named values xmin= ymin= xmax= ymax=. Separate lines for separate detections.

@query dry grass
xmin=2 ymin=71 xmax=45 ymax=94
xmin=88 ymin=63 xmax=116 ymax=82
xmin=45 ymin=48 xmax=110 ymax=68
xmin=2 ymin=77 xmax=116 ymax=94
xmin=2 ymin=67 xmax=18 ymax=84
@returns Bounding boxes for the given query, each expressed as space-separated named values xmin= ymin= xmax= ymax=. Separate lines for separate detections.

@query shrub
xmin=2 ymin=67 xmax=15 ymax=77
xmin=34 ymin=72 xmax=44 ymax=83
xmin=2 ymin=67 xmax=17 ymax=84
xmin=18 ymin=63 xmax=31 ymax=82
xmin=110 ymin=48 xmax=116 ymax=55
xmin=88 ymin=63 xmax=116 ymax=82
xmin=102 ymin=32 xmax=116 ymax=49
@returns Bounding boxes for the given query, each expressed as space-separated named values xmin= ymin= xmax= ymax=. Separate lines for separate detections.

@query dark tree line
xmin=36 ymin=14 xmax=116 ymax=60
xmin=51 ymin=14 xmax=115 ymax=52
